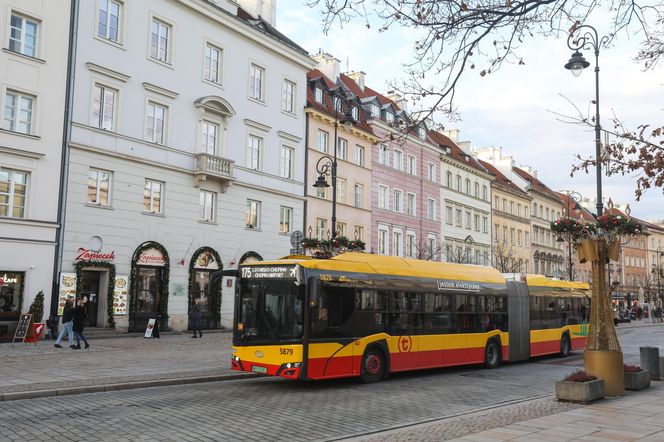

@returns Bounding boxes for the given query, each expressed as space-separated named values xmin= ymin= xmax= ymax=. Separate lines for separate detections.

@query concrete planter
xmin=555 ymin=379 xmax=604 ymax=403
xmin=624 ymin=370 xmax=650 ymax=391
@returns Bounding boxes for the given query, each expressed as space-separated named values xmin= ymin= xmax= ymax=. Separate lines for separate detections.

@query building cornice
xmin=305 ymin=108 xmax=379 ymax=143
xmin=86 ymin=62 xmax=130 ymax=82
xmin=234 ymin=181 xmax=307 ymax=201
xmin=244 ymin=119 xmax=272 ymax=132
xmin=0 ymin=144 xmax=45 ymax=159
xmin=491 ymin=182 xmax=532 ymax=201
xmin=440 ymin=155 xmax=493 ymax=181
xmin=143 ymin=82 xmax=179 ymax=99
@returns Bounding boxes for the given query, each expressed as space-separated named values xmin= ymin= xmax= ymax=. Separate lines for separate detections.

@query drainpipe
xmin=51 ymin=0 xmax=79 ymax=319
xmin=303 ymin=111 xmax=310 ymax=240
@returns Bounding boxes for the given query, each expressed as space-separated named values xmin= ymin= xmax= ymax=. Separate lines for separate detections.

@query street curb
xmin=0 ymin=372 xmax=254 ymax=402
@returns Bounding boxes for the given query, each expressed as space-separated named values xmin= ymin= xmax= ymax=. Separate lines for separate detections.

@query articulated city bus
xmin=226 ymin=253 xmax=589 ymax=382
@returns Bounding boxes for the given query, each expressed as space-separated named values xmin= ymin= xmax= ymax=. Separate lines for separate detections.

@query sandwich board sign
xmin=144 ymin=318 xmax=160 ymax=339
xmin=12 ymin=314 xmax=35 ymax=346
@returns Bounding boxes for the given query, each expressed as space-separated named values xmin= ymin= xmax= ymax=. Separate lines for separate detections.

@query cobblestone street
xmin=0 ymin=324 xmax=661 ymax=441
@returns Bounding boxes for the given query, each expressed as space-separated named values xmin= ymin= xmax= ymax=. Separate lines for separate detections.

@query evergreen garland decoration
xmin=129 ymin=241 xmax=169 ymax=329
xmin=75 ymin=260 xmax=117 ymax=328
xmin=188 ymin=247 xmax=222 ymax=328
xmin=16 ymin=274 xmax=24 ymax=319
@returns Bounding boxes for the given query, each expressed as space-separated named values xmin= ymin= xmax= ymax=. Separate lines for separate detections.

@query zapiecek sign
xmin=74 ymin=248 xmax=116 ymax=262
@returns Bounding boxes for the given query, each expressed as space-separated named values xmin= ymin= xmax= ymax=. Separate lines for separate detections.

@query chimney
xmin=443 ymin=129 xmax=459 ymax=142
xmin=236 ymin=0 xmax=277 ymax=26
xmin=520 ymin=165 xmax=538 ymax=178
xmin=385 ymin=90 xmax=408 ymax=112
xmin=312 ymin=50 xmax=341 ymax=82
xmin=347 ymin=71 xmax=366 ymax=91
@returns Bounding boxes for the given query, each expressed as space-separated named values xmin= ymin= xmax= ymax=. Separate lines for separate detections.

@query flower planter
xmin=555 ymin=379 xmax=604 ymax=403
xmin=624 ymin=370 xmax=650 ymax=391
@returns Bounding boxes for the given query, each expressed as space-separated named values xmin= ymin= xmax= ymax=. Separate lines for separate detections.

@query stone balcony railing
xmin=194 ymin=153 xmax=235 ymax=191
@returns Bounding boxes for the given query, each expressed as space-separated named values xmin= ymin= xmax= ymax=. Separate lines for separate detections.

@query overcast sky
xmin=276 ymin=3 xmax=664 ymax=221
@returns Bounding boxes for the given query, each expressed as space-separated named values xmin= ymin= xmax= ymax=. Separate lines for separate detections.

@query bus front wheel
xmin=484 ymin=339 xmax=501 ymax=369
xmin=560 ymin=334 xmax=571 ymax=357
xmin=361 ymin=347 xmax=385 ymax=383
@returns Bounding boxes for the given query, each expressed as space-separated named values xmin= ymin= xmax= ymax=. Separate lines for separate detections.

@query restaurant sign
xmin=136 ymin=248 xmax=166 ymax=267
xmin=75 ymin=248 xmax=116 ymax=263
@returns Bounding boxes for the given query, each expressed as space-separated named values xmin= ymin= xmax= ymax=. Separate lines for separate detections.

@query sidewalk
xmin=0 ymin=331 xmax=252 ymax=401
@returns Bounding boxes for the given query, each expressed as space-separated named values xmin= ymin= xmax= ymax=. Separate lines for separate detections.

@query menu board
xmin=113 ymin=275 xmax=128 ymax=316
xmin=58 ymin=273 xmax=77 ymax=315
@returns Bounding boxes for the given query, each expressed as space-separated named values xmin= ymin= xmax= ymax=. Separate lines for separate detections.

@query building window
xmin=427 ymin=198 xmax=436 ymax=221
xmin=354 ymin=225 xmax=364 ymax=241
xmin=199 ymin=191 xmax=215 ymax=222
xmin=407 ymin=193 xmax=415 ymax=216
xmin=315 ymin=218 xmax=327 ymax=240
xmin=378 ymin=226 xmax=388 ymax=255
xmin=279 ymin=206 xmax=292 ymax=234
xmin=314 ymin=87 xmax=324 ymax=103
xmin=474 ymin=182 xmax=480 ymax=198
xmin=201 ymin=120 xmax=218 ymax=155
xmin=354 ymin=183 xmax=363 ymax=208
xmin=465 ymin=179 xmax=471 ymax=194
xmin=407 ymin=155 xmax=416 ymax=175
xmin=428 ymin=163 xmax=436 ymax=181
xmin=247 ymin=135 xmax=262 ymax=170
xmin=379 ymin=185 xmax=388 ymax=209
xmin=337 ymin=178 xmax=346 ymax=204
xmin=510 ymin=228 xmax=515 ymax=244
xmin=317 ymin=130 xmax=328 ymax=153
xmin=517 ymin=229 xmax=522 ymax=246
xmin=337 ymin=222 xmax=347 ymax=238
xmin=355 ymin=145 xmax=365 ymax=166
xmin=427 ymin=235 xmax=436 ymax=260
xmin=4 ymin=91 xmax=34 ymax=134
xmin=503 ymin=226 xmax=508 ymax=242
xmin=482 ymin=185 xmax=488 ymax=201
xmin=393 ymin=149 xmax=403 ymax=171
xmin=93 ymin=85 xmax=116 ymax=131
xmin=394 ymin=189 xmax=402 ymax=213
xmin=446 ymin=171 xmax=453 ymax=188
xmin=9 ymin=13 xmax=38 ymax=57
xmin=282 ymin=79 xmax=296 ymax=114
xmin=482 ymin=216 xmax=488 ymax=233
xmin=465 ymin=211 xmax=471 ymax=229
xmin=393 ymin=230 xmax=403 ymax=257
xmin=150 ymin=18 xmax=170 ymax=63
xmin=87 ymin=168 xmax=111 ymax=206
xmin=385 ymin=112 xmax=394 ymax=124
xmin=146 ymin=102 xmax=167 ymax=144
xmin=406 ymin=231 xmax=416 ymax=258
xmin=337 ymin=138 xmax=347 ymax=160
xmin=279 ymin=145 xmax=294 ymax=179
xmin=98 ymin=0 xmax=121 ymax=43
xmin=351 ymin=106 xmax=359 ymax=121
xmin=456 ymin=175 xmax=462 ymax=191
xmin=446 ymin=206 xmax=453 ymax=225
xmin=474 ymin=214 xmax=480 ymax=231
xmin=370 ymin=103 xmax=380 ymax=119
xmin=246 ymin=200 xmax=261 ymax=229
xmin=143 ymin=179 xmax=163 ymax=213
xmin=379 ymin=144 xmax=389 ymax=165
xmin=249 ymin=63 xmax=265 ymax=101
xmin=0 ymin=169 xmax=27 ymax=218
xmin=204 ymin=43 xmax=222 ymax=83
xmin=456 ymin=209 xmax=462 ymax=226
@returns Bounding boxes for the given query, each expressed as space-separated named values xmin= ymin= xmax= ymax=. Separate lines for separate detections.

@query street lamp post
xmin=312 ymin=88 xmax=355 ymax=239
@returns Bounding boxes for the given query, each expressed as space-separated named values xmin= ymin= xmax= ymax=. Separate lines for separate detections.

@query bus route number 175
xmin=279 ymin=348 xmax=294 ymax=356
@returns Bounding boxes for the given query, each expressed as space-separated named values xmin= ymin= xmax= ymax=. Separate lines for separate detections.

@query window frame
xmin=378 ymin=185 xmax=388 ymax=209
xmin=143 ymin=179 xmax=164 ymax=214
xmin=279 ymin=206 xmax=292 ymax=234
xmin=96 ymin=0 xmax=122 ymax=45
xmin=148 ymin=16 xmax=172 ymax=65
xmin=427 ymin=198 xmax=436 ymax=221
xmin=317 ymin=130 xmax=329 ymax=153
xmin=3 ymin=90 xmax=35 ymax=135
xmin=87 ymin=168 xmax=112 ymax=207
xmin=246 ymin=133 xmax=263 ymax=171
xmin=355 ymin=145 xmax=365 ymax=166
xmin=282 ymin=77 xmax=297 ymax=115
xmin=407 ymin=154 xmax=417 ymax=175
xmin=393 ymin=149 xmax=403 ymax=171
xmin=199 ymin=190 xmax=216 ymax=223
xmin=0 ymin=168 xmax=28 ymax=218
xmin=354 ymin=183 xmax=364 ymax=209
xmin=203 ymin=41 xmax=223 ymax=85
xmin=246 ymin=199 xmax=261 ymax=230
xmin=8 ymin=12 xmax=39 ymax=58
xmin=201 ymin=119 xmax=219 ymax=155
xmin=393 ymin=188 xmax=403 ymax=213
xmin=248 ymin=62 xmax=266 ymax=103
xmin=92 ymin=83 xmax=117 ymax=131
xmin=280 ymin=145 xmax=294 ymax=179
xmin=337 ymin=137 xmax=348 ymax=161
xmin=406 ymin=192 xmax=416 ymax=216
xmin=145 ymin=100 xmax=168 ymax=144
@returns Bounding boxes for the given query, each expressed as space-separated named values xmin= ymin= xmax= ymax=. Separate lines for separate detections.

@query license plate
xmin=252 ymin=365 xmax=267 ymax=374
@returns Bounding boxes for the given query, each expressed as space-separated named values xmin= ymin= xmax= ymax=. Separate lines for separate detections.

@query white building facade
xmin=60 ymin=0 xmax=313 ymax=332
xmin=0 ymin=0 xmax=72 ymax=339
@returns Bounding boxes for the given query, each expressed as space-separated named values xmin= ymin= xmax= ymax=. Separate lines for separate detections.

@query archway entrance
xmin=129 ymin=242 xmax=169 ymax=332
xmin=189 ymin=247 xmax=222 ymax=330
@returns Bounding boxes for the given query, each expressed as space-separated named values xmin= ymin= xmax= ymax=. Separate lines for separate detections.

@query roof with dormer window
xmin=429 ymin=131 xmax=487 ymax=174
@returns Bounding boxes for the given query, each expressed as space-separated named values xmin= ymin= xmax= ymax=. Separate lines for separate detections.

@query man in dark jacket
xmin=72 ymin=298 xmax=89 ymax=349
xmin=54 ymin=296 xmax=75 ymax=348
xmin=191 ymin=300 xmax=203 ymax=338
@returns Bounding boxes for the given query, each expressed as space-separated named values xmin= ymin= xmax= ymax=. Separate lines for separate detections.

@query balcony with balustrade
xmin=194 ymin=153 xmax=235 ymax=191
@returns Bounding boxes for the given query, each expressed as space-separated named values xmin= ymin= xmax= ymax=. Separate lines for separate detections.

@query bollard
xmin=640 ymin=347 xmax=661 ymax=381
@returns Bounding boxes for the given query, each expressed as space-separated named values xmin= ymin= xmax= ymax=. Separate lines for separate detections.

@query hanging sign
xmin=113 ymin=275 xmax=128 ymax=316
xmin=194 ymin=250 xmax=219 ymax=270
xmin=137 ymin=248 xmax=166 ymax=267
xmin=58 ymin=273 xmax=77 ymax=315
xmin=74 ymin=248 xmax=116 ymax=263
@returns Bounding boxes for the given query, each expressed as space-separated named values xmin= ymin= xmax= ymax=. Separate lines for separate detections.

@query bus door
xmin=388 ymin=292 xmax=419 ymax=370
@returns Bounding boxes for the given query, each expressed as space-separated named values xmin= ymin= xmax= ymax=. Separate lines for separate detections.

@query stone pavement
xmin=0 ymin=331 xmax=249 ymax=399
xmin=358 ymin=383 xmax=664 ymax=441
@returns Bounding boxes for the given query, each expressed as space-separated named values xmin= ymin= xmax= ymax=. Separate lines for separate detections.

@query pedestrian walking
xmin=72 ymin=297 xmax=89 ymax=349
xmin=190 ymin=299 xmax=203 ymax=338
xmin=54 ymin=295 xmax=75 ymax=348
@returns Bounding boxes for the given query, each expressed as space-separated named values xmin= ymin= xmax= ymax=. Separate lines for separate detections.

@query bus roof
xmin=526 ymin=274 xmax=590 ymax=291
xmin=246 ymin=252 xmax=507 ymax=284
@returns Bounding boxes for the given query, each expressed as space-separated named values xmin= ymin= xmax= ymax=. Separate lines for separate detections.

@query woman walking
xmin=72 ymin=297 xmax=90 ymax=349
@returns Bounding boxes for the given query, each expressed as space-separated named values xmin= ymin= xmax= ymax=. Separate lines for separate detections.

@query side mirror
xmin=308 ymin=277 xmax=320 ymax=308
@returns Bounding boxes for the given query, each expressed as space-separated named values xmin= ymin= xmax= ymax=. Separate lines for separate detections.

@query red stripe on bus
xmin=530 ymin=340 xmax=560 ymax=356
xmin=571 ymin=337 xmax=586 ymax=350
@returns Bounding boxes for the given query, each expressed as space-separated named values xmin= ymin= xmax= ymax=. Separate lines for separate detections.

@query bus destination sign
xmin=437 ymin=281 xmax=480 ymax=292
xmin=242 ymin=266 xmax=297 ymax=279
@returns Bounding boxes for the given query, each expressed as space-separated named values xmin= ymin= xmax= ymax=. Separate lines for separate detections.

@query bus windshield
xmin=236 ymin=279 xmax=303 ymax=343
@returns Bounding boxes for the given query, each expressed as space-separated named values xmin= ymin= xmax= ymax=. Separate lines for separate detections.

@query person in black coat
xmin=72 ymin=298 xmax=89 ymax=349
xmin=190 ymin=299 xmax=203 ymax=338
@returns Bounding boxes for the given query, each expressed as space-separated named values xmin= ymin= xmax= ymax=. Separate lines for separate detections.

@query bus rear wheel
xmin=484 ymin=339 xmax=501 ymax=369
xmin=560 ymin=334 xmax=571 ymax=357
xmin=361 ymin=348 xmax=385 ymax=383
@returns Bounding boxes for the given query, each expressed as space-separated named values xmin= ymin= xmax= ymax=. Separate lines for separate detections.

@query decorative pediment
xmin=194 ymin=96 xmax=236 ymax=117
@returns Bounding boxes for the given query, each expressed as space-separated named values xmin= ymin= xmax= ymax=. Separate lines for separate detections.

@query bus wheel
xmin=484 ymin=340 xmax=501 ymax=369
xmin=361 ymin=348 xmax=385 ymax=383
xmin=560 ymin=334 xmax=571 ymax=357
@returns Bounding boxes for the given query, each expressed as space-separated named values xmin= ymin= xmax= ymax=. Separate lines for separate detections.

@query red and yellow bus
xmin=228 ymin=253 xmax=589 ymax=382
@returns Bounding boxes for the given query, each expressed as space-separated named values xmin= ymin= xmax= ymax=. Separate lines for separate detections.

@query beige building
xmin=478 ymin=160 xmax=532 ymax=273
xmin=305 ymin=57 xmax=377 ymax=242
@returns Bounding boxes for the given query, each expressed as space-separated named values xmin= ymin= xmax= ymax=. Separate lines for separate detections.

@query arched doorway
xmin=239 ymin=251 xmax=263 ymax=265
xmin=129 ymin=242 xmax=169 ymax=332
xmin=189 ymin=247 xmax=222 ymax=330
